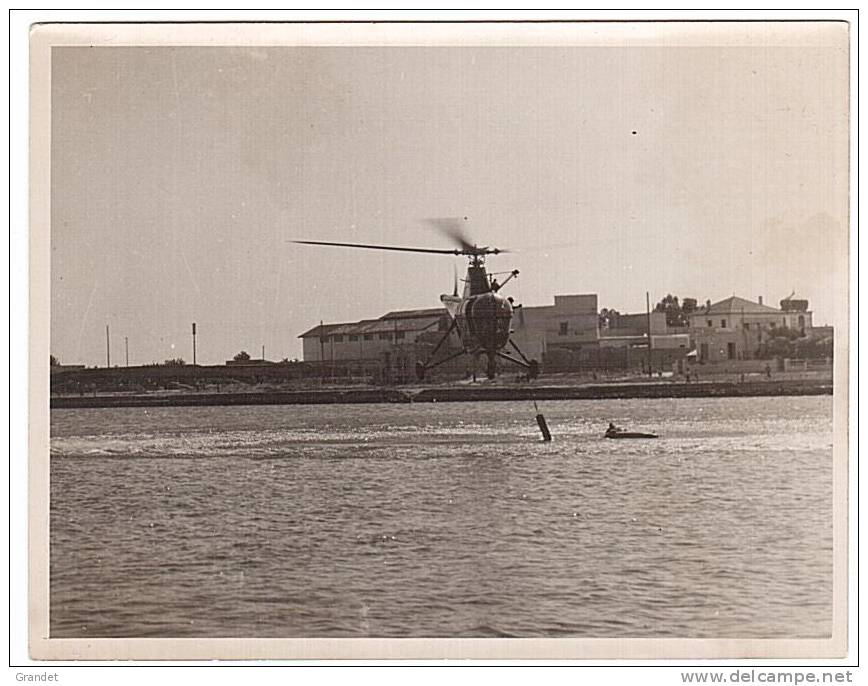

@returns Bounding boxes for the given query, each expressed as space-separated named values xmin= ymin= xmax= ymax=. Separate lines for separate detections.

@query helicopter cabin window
xmin=333 ymin=335 xmax=343 ymax=343
xmin=395 ymin=331 xmax=405 ymax=340
xmin=559 ymin=321 xmax=568 ymax=336
xmin=349 ymin=335 xmax=358 ymax=342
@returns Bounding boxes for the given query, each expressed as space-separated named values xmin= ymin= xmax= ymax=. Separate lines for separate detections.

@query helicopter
xmin=293 ymin=220 xmax=540 ymax=381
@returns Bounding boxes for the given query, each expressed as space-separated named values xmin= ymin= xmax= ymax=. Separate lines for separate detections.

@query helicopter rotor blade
xmin=291 ymin=239 xmax=462 ymax=255
xmin=425 ymin=216 xmax=476 ymax=253
xmin=292 ymin=238 xmax=506 ymax=257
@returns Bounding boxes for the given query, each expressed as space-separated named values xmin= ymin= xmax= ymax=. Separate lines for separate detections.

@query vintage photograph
xmin=33 ymin=21 xmax=849 ymax=659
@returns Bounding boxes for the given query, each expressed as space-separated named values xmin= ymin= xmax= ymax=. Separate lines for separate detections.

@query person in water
xmin=607 ymin=422 xmax=621 ymax=434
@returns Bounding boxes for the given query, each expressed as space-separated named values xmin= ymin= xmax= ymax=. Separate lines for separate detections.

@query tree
xmin=599 ymin=307 xmax=621 ymax=329
xmin=654 ymin=294 xmax=697 ymax=328
xmin=682 ymin=298 xmax=698 ymax=315
xmin=233 ymin=350 xmax=251 ymax=362
xmin=757 ymin=327 xmax=806 ymax=359
xmin=161 ymin=358 xmax=186 ymax=366
xmin=50 ymin=354 xmax=60 ymax=367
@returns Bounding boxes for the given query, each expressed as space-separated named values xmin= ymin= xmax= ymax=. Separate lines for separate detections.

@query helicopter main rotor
xmin=291 ymin=239 xmax=504 ymax=259
xmin=292 ymin=217 xmax=507 ymax=262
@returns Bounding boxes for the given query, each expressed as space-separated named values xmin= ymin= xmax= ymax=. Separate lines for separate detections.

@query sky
xmin=50 ymin=32 xmax=849 ymax=366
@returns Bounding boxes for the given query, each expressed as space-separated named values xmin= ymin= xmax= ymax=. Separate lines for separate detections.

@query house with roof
xmin=688 ymin=295 xmax=814 ymax=362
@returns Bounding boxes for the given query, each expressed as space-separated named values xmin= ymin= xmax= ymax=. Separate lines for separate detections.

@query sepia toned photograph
xmin=30 ymin=21 xmax=850 ymax=660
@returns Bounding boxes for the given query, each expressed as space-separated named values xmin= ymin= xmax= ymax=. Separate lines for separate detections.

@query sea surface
xmin=50 ymin=396 xmax=833 ymax=638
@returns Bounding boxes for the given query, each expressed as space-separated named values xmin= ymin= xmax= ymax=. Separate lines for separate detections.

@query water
xmin=50 ymin=396 xmax=833 ymax=638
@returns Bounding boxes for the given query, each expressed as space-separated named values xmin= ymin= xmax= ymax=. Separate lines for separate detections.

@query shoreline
xmin=50 ymin=378 xmax=832 ymax=409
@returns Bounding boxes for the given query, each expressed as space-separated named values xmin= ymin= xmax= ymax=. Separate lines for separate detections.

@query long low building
xmin=299 ymin=308 xmax=450 ymax=363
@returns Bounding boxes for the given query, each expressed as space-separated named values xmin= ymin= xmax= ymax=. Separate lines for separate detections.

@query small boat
xmin=605 ymin=430 xmax=658 ymax=439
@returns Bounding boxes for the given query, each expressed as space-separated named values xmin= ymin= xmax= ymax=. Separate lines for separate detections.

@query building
xmin=298 ymin=292 xmax=701 ymax=379
xmin=299 ymin=309 xmax=452 ymax=363
xmin=509 ymin=294 xmax=600 ymax=361
xmin=299 ymin=294 xmax=602 ymax=368
xmin=687 ymin=294 xmax=815 ymax=362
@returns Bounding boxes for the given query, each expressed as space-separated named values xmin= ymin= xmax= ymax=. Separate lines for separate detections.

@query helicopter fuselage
xmin=441 ymin=291 xmax=513 ymax=355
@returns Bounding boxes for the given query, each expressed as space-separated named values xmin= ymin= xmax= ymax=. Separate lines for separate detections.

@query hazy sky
xmin=51 ymin=35 xmax=848 ymax=366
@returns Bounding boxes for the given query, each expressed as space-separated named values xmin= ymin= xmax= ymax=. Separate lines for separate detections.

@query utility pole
xmin=192 ymin=323 xmax=197 ymax=365
xmin=105 ymin=324 xmax=111 ymax=368
xmin=125 ymin=336 xmax=129 ymax=367
xmin=646 ymin=291 xmax=652 ymax=378
xmin=262 ymin=344 xmax=265 ymax=361
xmin=319 ymin=320 xmax=325 ymax=383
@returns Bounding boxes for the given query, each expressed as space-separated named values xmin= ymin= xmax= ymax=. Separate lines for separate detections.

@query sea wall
xmin=50 ymin=379 xmax=832 ymax=409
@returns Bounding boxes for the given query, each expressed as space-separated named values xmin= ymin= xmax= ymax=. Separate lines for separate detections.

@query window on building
xmin=707 ymin=320 xmax=713 ymax=328
xmin=333 ymin=335 xmax=343 ymax=343
xmin=770 ymin=322 xmax=776 ymax=329
xmin=349 ymin=335 xmax=358 ymax=342
xmin=379 ymin=333 xmax=391 ymax=341
xmin=727 ymin=342 xmax=736 ymax=360
xmin=720 ymin=319 xmax=727 ymax=328
xmin=559 ymin=321 xmax=568 ymax=335
xmin=395 ymin=331 xmax=405 ymax=339
xmin=798 ymin=315 xmax=805 ymax=329
xmin=743 ymin=322 xmax=750 ymax=330
xmin=363 ymin=334 xmax=373 ymax=341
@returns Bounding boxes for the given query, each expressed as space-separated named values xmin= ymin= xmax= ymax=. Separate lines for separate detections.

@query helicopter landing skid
xmin=415 ymin=318 xmax=463 ymax=381
xmin=495 ymin=339 xmax=540 ymax=379
xmin=415 ymin=348 xmax=470 ymax=381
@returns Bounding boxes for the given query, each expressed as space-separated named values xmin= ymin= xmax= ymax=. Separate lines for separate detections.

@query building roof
xmin=299 ymin=311 xmax=445 ymax=338
xmin=696 ymin=296 xmax=782 ymax=316
xmin=297 ymin=322 xmax=346 ymax=338
xmin=358 ymin=316 xmax=442 ymax=335
xmin=381 ymin=308 xmax=444 ymax=320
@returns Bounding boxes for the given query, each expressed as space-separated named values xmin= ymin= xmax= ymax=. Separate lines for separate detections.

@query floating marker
xmin=533 ymin=399 xmax=552 ymax=442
